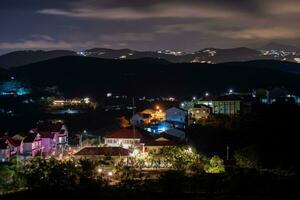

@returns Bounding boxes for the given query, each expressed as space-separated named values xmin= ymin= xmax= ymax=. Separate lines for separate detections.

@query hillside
xmin=11 ymin=56 xmax=300 ymax=97
xmin=0 ymin=50 xmax=77 ymax=69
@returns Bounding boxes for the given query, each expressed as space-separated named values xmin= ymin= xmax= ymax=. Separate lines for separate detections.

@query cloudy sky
xmin=1 ymin=0 xmax=300 ymax=54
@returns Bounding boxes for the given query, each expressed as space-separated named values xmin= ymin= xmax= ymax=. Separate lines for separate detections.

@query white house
xmin=104 ymin=128 xmax=148 ymax=149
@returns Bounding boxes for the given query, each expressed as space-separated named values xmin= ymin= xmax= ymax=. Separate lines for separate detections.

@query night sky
xmin=1 ymin=0 xmax=300 ymax=54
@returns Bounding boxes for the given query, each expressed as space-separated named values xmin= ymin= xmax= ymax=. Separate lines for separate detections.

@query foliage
xmin=234 ymin=145 xmax=260 ymax=170
xmin=23 ymin=157 xmax=104 ymax=191
xmin=0 ymin=157 xmax=26 ymax=194
xmin=204 ymin=155 xmax=225 ymax=174
xmin=148 ymin=146 xmax=199 ymax=171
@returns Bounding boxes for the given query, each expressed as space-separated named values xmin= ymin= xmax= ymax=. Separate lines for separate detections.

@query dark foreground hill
xmin=10 ymin=56 xmax=300 ymax=97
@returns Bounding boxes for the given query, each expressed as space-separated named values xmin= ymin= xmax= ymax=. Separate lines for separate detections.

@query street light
xmin=108 ymin=171 xmax=113 ymax=176
xmin=98 ymin=168 xmax=103 ymax=173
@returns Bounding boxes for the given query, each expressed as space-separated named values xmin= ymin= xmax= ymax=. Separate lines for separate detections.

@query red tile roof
xmin=74 ymin=147 xmax=129 ymax=156
xmin=145 ymin=139 xmax=177 ymax=147
xmin=104 ymin=128 xmax=144 ymax=139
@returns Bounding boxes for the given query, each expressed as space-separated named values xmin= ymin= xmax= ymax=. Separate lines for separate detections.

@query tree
xmin=204 ymin=155 xmax=225 ymax=173
xmin=149 ymin=146 xmax=199 ymax=171
xmin=234 ymin=145 xmax=260 ymax=170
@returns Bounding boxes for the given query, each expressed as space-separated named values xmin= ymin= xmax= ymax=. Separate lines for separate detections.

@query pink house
xmin=0 ymin=136 xmax=23 ymax=162
xmin=36 ymin=121 xmax=68 ymax=151
xmin=0 ymin=138 xmax=10 ymax=162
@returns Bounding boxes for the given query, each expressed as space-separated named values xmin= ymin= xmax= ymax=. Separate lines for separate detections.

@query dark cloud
xmin=0 ymin=0 xmax=299 ymax=54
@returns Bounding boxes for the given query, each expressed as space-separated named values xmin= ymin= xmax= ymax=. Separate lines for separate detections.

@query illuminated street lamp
xmin=98 ymin=168 xmax=103 ymax=173
xmin=229 ymin=89 xmax=233 ymax=94
xmin=193 ymin=96 xmax=196 ymax=100
xmin=205 ymin=92 xmax=209 ymax=96
xmin=108 ymin=171 xmax=113 ymax=176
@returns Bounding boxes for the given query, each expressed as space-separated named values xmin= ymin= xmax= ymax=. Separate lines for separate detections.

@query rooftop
xmin=74 ymin=147 xmax=129 ymax=156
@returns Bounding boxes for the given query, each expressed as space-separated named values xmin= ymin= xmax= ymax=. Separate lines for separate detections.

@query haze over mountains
xmin=0 ymin=42 xmax=300 ymax=69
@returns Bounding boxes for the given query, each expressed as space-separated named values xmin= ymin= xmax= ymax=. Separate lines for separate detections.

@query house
xmin=165 ymin=107 xmax=187 ymax=123
xmin=34 ymin=130 xmax=57 ymax=155
xmin=131 ymin=113 xmax=145 ymax=125
xmin=103 ymin=128 xmax=150 ymax=149
xmin=164 ymin=128 xmax=186 ymax=140
xmin=23 ymin=132 xmax=42 ymax=157
xmin=131 ymin=108 xmax=165 ymax=125
xmin=73 ymin=146 xmax=129 ymax=161
xmin=212 ymin=95 xmax=242 ymax=115
xmin=36 ymin=121 xmax=68 ymax=150
xmin=144 ymin=134 xmax=182 ymax=153
xmin=0 ymin=138 xmax=10 ymax=162
xmin=0 ymin=137 xmax=23 ymax=162
xmin=188 ymin=104 xmax=211 ymax=122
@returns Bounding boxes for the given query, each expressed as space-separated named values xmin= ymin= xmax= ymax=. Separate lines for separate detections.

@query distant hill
xmin=10 ymin=56 xmax=300 ymax=97
xmin=0 ymin=50 xmax=77 ymax=69
xmin=2 ymin=45 xmax=300 ymax=68
xmin=261 ymin=42 xmax=300 ymax=52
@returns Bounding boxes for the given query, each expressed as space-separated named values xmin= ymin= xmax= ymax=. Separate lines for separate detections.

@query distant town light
xmin=107 ymin=93 xmax=112 ymax=97
xmin=193 ymin=96 xmax=196 ymax=100
xmin=108 ymin=171 xmax=113 ymax=176
xmin=188 ymin=147 xmax=192 ymax=152
xmin=229 ymin=89 xmax=233 ymax=94
xmin=156 ymin=106 xmax=160 ymax=110
xmin=205 ymin=92 xmax=209 ymax=96
xmin=98 ymin=168 xmax=103 ymax=173
xmin=83 ymin=97 xmax=90 ymax=104
xmin=181 ymin=103 xmax=185 ymax=107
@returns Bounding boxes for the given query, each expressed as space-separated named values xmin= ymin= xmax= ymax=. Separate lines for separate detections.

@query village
xmin=1 ymin=86 xmax=299 ymax=183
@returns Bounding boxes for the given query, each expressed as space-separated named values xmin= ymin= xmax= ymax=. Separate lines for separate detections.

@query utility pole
xmin=98 ymin=136 xmax=101 ymax=147
xmin=132 ymin=97 xmax=136 ymax=139
xmin=226 ymin=145 xmax=230 ymax=161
